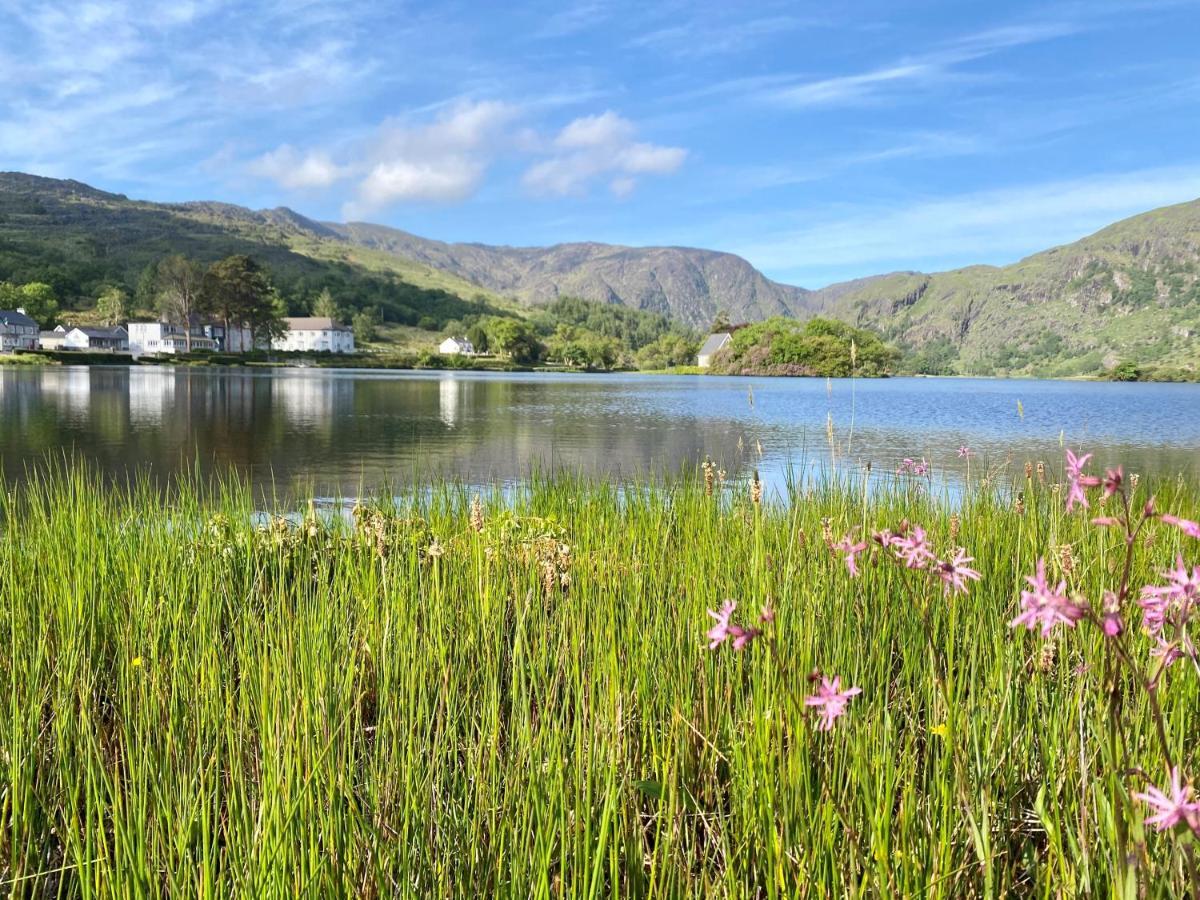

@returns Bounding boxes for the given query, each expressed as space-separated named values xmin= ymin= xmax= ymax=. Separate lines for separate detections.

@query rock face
xmin=323 ymin=222 xmax=814 ymax=328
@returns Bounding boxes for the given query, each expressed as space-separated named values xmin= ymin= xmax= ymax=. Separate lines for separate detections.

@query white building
xmin=0 ymin=308 xmax=39 ymax=352
xmin=63 ymin=326 xmax=129 ymax=352
xmin=439 ymin=336 xmax=475 ymax=356
xmin=39 ymin=325 xmax=68 ymax=350
xmin=697 ymin=332 xmax=732 ymax=368
xmin=127 ymin=322 xmax=218 ymax=356
xmin=273 ymin=317 xmax=355 ymax=354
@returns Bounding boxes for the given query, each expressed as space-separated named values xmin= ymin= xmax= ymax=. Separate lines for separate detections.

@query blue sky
xmin=2 ymin=0 xmax=1199 ymax=287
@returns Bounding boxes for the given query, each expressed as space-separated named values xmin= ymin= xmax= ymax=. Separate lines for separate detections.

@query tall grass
xmin=1 ymin=462 xmax=1197 ymax=897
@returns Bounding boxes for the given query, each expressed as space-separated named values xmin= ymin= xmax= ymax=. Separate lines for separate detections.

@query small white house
xmin=40 ymin=325 xmax=68 ymax=350
xmin=0 ymin=308 xmax=39 ymax=352
xmin=127 ymin=322 xmax=218 ymax=356
xmin=439 ymin=336 xmax=475 ymax=356
xmin=273 ymin=317 xmax=355 ymax=354
xmin=697 ymin=332 xmax=732 ymax=367
xmin=63 ymin=326 xmax=129 ymax=352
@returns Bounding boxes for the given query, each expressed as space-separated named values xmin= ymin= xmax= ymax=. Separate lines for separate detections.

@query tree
xmin=352 ymin=308 xmax=379 ymax=344
xmin=0 ymin=282 xmax=59 ymax=328
xmin=488 ymin=319 xmax=543 ymax=364
xmin=155 ymin=255 xmax=207 ymax=352
xmin=466 ymin=323 xmax=489 ymax=353
xmin=710 ymin=310 xmax=732 ymax=334
xmin=312 ymin=288 xmax=339 ymax=319
xmin=203 ymin=255 xmax=283 ymax=353
xmin=96 ymin=286 xmax=129 ymax=326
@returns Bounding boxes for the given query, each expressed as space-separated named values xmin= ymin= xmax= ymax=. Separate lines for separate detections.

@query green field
xmin=2 ymin=461 xmax=1198 ymax=897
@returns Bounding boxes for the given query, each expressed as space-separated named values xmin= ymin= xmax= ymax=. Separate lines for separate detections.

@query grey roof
xmin=0 ymin=309 xmax=38 ymax=329
xmin=283 ymin=317 xmax=351 ymax=332
xmin=71 ymin=326 xmax=128 ymax=338
xmin=698 ymin=332 xmax=732 ymax=356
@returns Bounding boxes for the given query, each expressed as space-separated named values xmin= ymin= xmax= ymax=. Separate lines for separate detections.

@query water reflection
xmin=1 ymin=365 xmax=1198 ymax=497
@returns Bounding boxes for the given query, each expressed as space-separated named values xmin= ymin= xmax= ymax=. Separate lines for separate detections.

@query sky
xmin=2 ymin=0 xmax=1199 ymax=288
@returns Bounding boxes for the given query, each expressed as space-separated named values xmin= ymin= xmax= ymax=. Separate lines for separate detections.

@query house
xmin=439 ymin=336 xmax=475 ymax=356
xmin=0 ymin=308 xmax=39 ymax=352
xmin=127 ymin=322 xmax=219 ymax=356
xmin=39 ymin=325 xmax=69 ymax=350
xmin=200 ymin=322 xmax=255 ymax=353
xmin=697 ymin=332 xmax=732 ymax=367
xmin=272 ymin=317 xmax=355 ymax=354
xmin=63 ymin=326 xmax=129 ymax=352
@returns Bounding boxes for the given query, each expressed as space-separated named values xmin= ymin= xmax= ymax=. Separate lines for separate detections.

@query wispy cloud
xmin=769 ymin=21 xmax=1081 ymax=108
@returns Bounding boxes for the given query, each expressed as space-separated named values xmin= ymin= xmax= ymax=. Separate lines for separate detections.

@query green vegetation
xmin=709 ymin=316 xmax=897 ymax=376
xmin=815 ymin=199 xmax=1200 ymax=379
xmin=2 ymin=463 xmax=1198 ymax=895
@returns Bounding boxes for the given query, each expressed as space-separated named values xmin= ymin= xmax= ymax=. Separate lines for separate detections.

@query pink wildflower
xmin=1091 ymin=516 xmax=1120 ymax=528
xmin=1162 ymin=514 xmax=1200 ymax=539
xmin=1065 ymin=449 xmax=1100 ymax=512
xmin=1138 ymin=556 xmax=1199 ymax=635
xmin=1150 ymin=636 xmax=1185 ymax=669
xmin=1101 ymin=591 xmax=1124 ymax=638
xmin=1133 ymin=768 xmax=1200 ymax=834
xmin=957 ymin=445 xmax=971 ymax=458
xmin=804 ymin=675 xmax=862 ymax=731
xmin=728 ymin=623 xmax=762 ymax=651
xmin=892 ymin=526 xmax=935 ymax=570
xmin=706 ymin=600 xmax=736 ymax=650
xmin=1009 ymin=558 xmax=1087 ymax=635
xmin=1102 ymin=467 xmax=1123 ymax=498
xmin=833 ymin=533 xmax=869 ymax=577
xmin=936 ymin=548 xmax=981 ymax=595
xmin=759 ymin=605 xmax=775 ymax=624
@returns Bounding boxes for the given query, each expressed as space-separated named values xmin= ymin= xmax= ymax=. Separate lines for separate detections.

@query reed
xmin=1 ymin=460 xmax=1197 ymax=897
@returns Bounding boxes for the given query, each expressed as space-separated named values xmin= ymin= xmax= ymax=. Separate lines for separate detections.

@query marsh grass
xmin=1 ymin=462 xmax=1198 ymax=897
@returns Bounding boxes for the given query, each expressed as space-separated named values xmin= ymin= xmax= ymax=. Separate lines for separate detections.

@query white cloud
xmin=246 ymin=145 xmax=349 ymax=190
xmin=347 ymin=100 xmax=518 ymax=213
xmin=523 ymin=111 xmax=686 ymax=197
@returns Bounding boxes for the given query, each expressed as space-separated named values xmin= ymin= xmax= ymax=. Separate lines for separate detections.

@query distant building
xmin=273 ymin=317 xmax=355 ymax=354
xmin=200 ymin=322 xmax=255 ymax=353
xmin=127 ymin=322 xmax=218 ymax=356
xmin=697 ymin=332 xmax=732 ymax=367
xmin=39 ymin=325 xmax=69 ymax=351
xmin=63 ymin=326 xmax=129 ymax=352
xmin=439 ymin=336 xmax=475 ymax=356
xmin=0 ymin=308 xmax=39 ymax=352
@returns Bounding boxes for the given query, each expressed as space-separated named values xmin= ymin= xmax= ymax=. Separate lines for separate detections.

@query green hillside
xmin=814 ymin=198 xmax=1200 ymax=379
xmin=0 ymin=172 xmax=507 ymax=332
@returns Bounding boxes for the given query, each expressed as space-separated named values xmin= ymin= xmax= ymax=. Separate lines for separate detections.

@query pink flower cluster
xmin=704 ymin=603 xmax=861 ymax=731
xmin=897 ymin=457 xmax=929 ymax=477
xmin=870 ymin=522 xmax=980 ymax=595
xmin=1015 ymin=448 xmax=1200 ymax=845
xmin=706 ymin=600 xmax=765 ymax=651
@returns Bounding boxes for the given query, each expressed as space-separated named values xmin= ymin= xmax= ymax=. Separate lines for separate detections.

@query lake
xmin=1 ymin=365 xmax=1198 ymax=497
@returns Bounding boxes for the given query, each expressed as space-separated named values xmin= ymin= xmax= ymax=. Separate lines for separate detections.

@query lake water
xmin=1 ymin=365 xmax=1198 ymax=497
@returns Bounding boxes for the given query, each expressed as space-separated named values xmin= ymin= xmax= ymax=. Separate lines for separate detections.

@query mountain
xmin=2 ymin=171 xmax=1199 ymax=377
xmin=0 ymin=172 xmax=812 ymax=331
xmin=808 ymin=199 xmax=1200 ymax=377
xmin=325 ymin=222 xmax=813 ymax=328
xmin=0 ymin=172 xmax=511 ymax=330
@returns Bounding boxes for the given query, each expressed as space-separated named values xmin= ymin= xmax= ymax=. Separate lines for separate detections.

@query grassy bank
xmin=2 ymin=463 xmax=1199 ymax=896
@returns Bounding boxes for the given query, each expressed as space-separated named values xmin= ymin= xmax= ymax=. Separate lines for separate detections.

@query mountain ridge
xmin=2 ymin=171 xmax=1199 ymax=376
